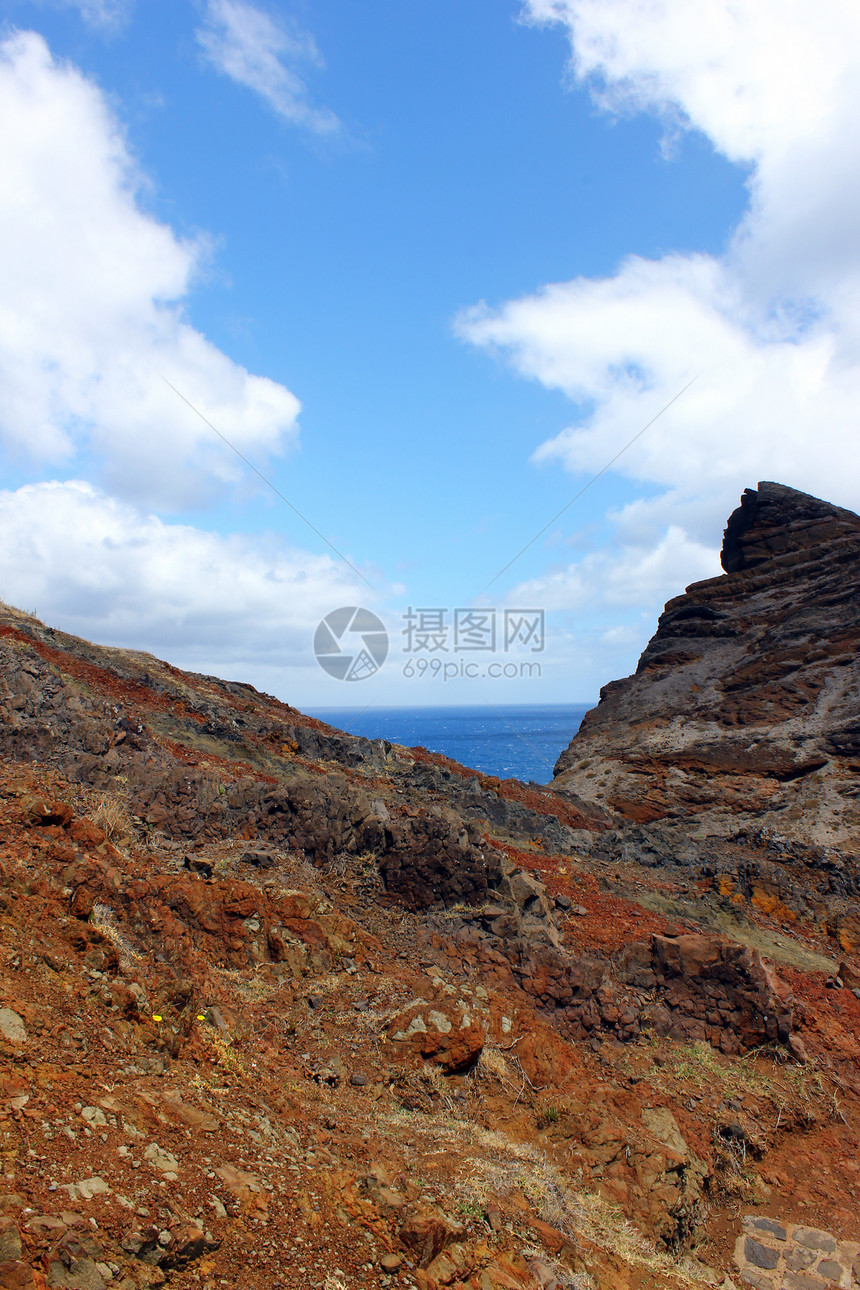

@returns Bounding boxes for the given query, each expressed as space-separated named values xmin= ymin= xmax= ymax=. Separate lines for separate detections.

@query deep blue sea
xmin=305 ymin=704 xmax=593 ymax=785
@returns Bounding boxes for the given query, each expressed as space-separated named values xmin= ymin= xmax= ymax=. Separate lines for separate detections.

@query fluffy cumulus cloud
xmin=459 ymin=0 xmax=860 ymax=632
xmin=522 ymin=0 xmax=860 ymax=302
xmin=0 ymin=481 xmax=368 ymax=684
xmin=196 ymin=0 xmax=338 ymax=133
xmin=0 ymin=30 xmax=301 ymax=509
xmin=0 ymin=33 xmax=365 ymax=700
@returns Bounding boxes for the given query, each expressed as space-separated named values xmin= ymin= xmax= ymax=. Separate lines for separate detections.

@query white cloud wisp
xmin=58 ymin=0 xmax=132 ymax=31
xmin=197 ymin=0 xmax=338 ymax=133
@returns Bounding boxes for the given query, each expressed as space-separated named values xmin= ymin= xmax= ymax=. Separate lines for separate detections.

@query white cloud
xmin=456 ymin=0 xmax=860 ymax=641
xmin=522 ymin=0 xmax=860 ymax=306
xmin=59 ymin=0 xmax=132 ymax=31
xmin=460 ymin=252 xmax=860 ymax=525
xmin=523 ymin=0 xmax=859 ymax=167
xmin=0 ymin=481 xmax=369 ymax=680
xmin=197 ymin=0 xmax=338 ymax=133
xmin=504 ymin=524 xmax=720 ymax=613
xmin=0 ymin=30 xmax=301 ymax=509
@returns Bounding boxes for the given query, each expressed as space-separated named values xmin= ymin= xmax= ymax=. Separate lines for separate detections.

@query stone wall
xmin=734 ymin=1214 xmax=860 ymax=1290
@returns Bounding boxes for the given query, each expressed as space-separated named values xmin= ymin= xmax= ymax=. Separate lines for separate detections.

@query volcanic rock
xmin=553 ymin=482 xmax=860 ymax=848
xmin=1 ymin=567 xmax=859 ymax=1288
xmin=386 ymin=991 xmax=489 ymax=1071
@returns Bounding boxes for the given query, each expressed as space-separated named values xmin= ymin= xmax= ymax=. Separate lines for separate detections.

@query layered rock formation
xmin=554 ymin=482 xmax=860 ymax=850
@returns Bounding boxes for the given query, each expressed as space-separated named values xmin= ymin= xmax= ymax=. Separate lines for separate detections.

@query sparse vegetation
xmin=446 ymin=899 xmax=493 ymax=916
xmin=86 ymin=788 xmax=136 ymax=847
xmin=457 ymin=1196 xmax=485 ymax=1219
xmin=209 ymin=1029 xmax=247 ymax=1076
xmin=88 ymin=902 xmax=144 ymax=972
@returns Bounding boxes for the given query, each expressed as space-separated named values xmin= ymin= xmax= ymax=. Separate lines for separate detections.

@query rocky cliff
xmin=0 ymin=568 xmax=859 ymax=1290
xmin=554 ymin=482 xmax=860 ymax=852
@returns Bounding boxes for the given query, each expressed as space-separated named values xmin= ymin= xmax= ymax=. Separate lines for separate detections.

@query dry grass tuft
xmin=212 ymin=965 xmax=281 ymax=1001
xmin=87 ymin=789 xmax=136 ymax=847
xmin=89 ymin=903 xmax=144 ymax=973
xmin=209 ymin=1029 xmax=247 ymax=1076
xmin=0 ymin=600 xmax=43 ymax=624
xmin=476 ymin=1044 xmax=515 ymax=1085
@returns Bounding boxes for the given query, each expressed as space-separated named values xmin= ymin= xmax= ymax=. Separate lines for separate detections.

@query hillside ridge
xmin=0 ymin=498 xmax=859 ymax=1290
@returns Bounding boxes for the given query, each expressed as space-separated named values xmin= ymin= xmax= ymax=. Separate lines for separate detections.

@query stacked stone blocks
xmin=734 ymin=1215 xmax=860 ymax=1290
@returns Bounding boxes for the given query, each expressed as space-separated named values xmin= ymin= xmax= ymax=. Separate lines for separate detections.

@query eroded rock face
xmin=423 ymin=912 xmax=793 ymax=1056
xmin=553 ymin=482 xmax=860 ymax=849
xmin=634 ymin=933 xmax=793 ymax=1052
xmin=386 ymin=992 xmax=489 ymax=1072
xmin=364 ymin=811 xmax=500 ymax=911
xmin=0 ymin=612 xmax=578 ymax=919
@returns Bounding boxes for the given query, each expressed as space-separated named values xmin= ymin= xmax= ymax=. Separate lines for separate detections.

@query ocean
xmin=305 ymin=703 xmax=593 ymax=785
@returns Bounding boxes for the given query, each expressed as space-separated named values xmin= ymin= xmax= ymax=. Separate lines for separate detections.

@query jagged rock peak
xmin=553 ymin=481 xmax=860 ymax=847
xmin=721 ymin=480 xmax=860 ymax=574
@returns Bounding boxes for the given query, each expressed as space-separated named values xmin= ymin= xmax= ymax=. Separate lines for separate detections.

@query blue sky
xmin=1 ymin=0 xmax=858 ymax=709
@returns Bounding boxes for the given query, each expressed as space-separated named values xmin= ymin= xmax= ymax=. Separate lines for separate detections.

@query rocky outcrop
xmin=553 ymin=482 xmax=860 ymax=850
xmin=362 ymin=808 xmax=501 ymax=910
xmin=386 ymin=988 xmax=490 ymax=1072
xmin=422 ymin=912 xmax=794 ymax=1056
